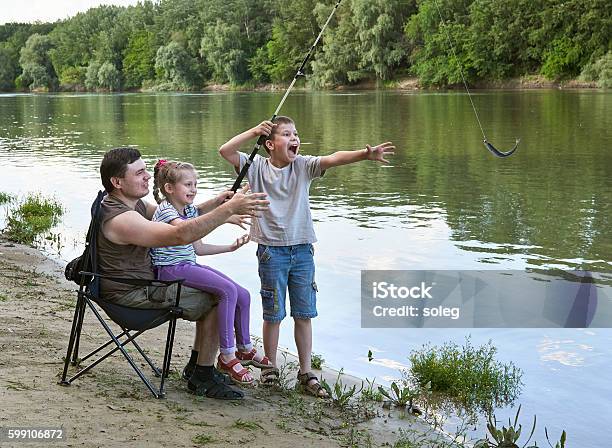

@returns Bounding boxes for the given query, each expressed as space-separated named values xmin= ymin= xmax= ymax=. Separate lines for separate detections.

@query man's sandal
xmin=297 ymin=371 xmax=329 ymax=399
xmin=259 ymin=367 xmax=280 ymax=386
xmin=217 ymin=355 xmax=255 ymax=386
xmin=235 ymin=348 xmax=274 ymax=369
xmin=182 ymin=362 xmax=233 ymax=385
xmin=188 ymin=375 xmax=244 ymax=400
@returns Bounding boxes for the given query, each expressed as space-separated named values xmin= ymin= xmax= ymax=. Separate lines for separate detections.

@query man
xmin=98 ymin=147 xmax=268 ymax=400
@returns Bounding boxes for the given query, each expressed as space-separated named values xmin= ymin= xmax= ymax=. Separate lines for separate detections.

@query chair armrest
xmin=79 ymin=272 xmax=185 ymax=288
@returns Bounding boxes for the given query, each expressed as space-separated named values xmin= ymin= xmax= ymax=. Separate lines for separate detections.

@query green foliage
xmin=85 ymin=61 xmax=101 ymax=90
xmin=97 ymin=61 xmax=121 ymax=91
xmin=378 ymin=380 xmax=425 ymax=410
xmin=580 ymin=51 xmax=612 ymax=88
xmin=3 ymin=193 xmax=63 ymax=245
xmin=360 ymin=378 xmax=384 ymax=402
xmin=200 ymin=20 xmax=247 ymax=84
xmin=311 ymin=352 xmax=324 ymax=370
xmin=0 ymin=191 xmax=15 ymax=204
xmin=155 ymin=41 xmax=198 ymax=90
xmin=540 ymin=37 xmax=582 ymax=80
xmin=18 ymin=33 xmax=58 ymax=90
xmin=408 ymin=338 xmax=522 ymax=418
xmin=0 ymin=45 xmax=19 ymax=90
xmin=474 ymin=405 xmax=567 ymax=448
xmin=122 ymin=30 xmax=157 ymax=89
xmin=321 ymin=369 xmax=361 ymax=409
xmin=59 ymin=66 xmax=87 ymax=87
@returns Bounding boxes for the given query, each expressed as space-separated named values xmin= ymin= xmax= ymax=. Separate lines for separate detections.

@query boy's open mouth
xmin=289 ymin=144 xmax=299 ymax=155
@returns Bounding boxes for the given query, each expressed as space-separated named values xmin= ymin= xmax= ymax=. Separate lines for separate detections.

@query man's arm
xmin=319 ymin=142 xmax=395 ymax=171
xmin=219 ymin=121 xmax=274 ymax=171
xmin=104 ymin=188 xmax=268 ymax=248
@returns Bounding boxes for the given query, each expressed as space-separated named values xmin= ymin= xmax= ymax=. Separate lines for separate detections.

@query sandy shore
xmin=0 ymin=237 xmax=436 ymax=447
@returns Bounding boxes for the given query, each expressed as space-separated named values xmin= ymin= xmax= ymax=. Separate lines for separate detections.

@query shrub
xmin=580 ymin=52 xmax=612 ymax=88
xmin=407 ymin=338 xmax=522 ymax=419
xmin=3 ymin=193 xmax=63 ymax=245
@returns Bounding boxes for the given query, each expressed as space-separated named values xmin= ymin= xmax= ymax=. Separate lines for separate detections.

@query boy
xmin=219 ymin=116 xmax=394 ymax=397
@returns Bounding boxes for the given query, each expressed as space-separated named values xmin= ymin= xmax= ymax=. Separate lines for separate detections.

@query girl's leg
xmin=201 ymin=265 xmax=253 ymax=351
xmin=157 ymin=264 xmax=238 ymax=356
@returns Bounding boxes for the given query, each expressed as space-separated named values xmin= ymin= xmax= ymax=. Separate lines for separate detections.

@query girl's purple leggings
xmin=155 ymin=262 xmax=251 ymax=355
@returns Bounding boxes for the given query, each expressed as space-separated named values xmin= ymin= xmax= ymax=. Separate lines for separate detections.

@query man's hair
xmin=264 ymin=115 xmax=295 ymax=154
xmin=100 ymin=147 xmax=142 ymax=193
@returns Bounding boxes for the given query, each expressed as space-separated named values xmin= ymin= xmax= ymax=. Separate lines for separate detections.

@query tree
xmin=85 ymin=60 xmax=101 ymax=90
xmin=18 ymin=33 xmax=57 ymax=90
xmin=98 ymin=61 xmax=121 ymax=91
xmin=122 ymin=30 xmax=157 ymax=89
xmin=200 ymin=19 xmax=247 ymax=84
xmin=155 ymin=41 xmax=198 ymax=90
xmin=0 ymin=46 xmax=18 ymax=90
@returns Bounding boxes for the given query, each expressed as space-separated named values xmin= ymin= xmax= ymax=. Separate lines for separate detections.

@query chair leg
xmin=60 ymin=293 xmax=85 ymax=385
xmin=71 ymin=294 xmax=87 ymax=365
xmin=158 ymin=317 xmax=178 ymax=397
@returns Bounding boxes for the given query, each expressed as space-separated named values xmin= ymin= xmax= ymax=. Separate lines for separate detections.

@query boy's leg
xmin=293 ymin=318 xmax=312 ymax=374
xmin=287 ymin=244 xmax=318 ymax=373
xmin=257 ymin=245 xmax=290 ymax=367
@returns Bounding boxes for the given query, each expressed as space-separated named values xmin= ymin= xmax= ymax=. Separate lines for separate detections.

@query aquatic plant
xmin=322 ymin=369 xmax=362 ymax=409
xmin=311 ymin=352 xmax=324 ymax=370
xmin=0 ymin=191 xmax=14 ymax=204
xmin=3 ymin=193 xmax=63 ymax=245
xmin=474 ymin=405 xmax=567 ymax=448
xmin=407 ymin=337 xmax=522 ymax=419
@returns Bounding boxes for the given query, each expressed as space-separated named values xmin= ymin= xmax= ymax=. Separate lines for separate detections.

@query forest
xmin=0 ymin=0 xmax=610 ymax=92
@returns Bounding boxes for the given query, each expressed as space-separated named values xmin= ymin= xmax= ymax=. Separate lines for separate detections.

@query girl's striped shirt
xmin=150 ymin=200 xmax=198 ymax=266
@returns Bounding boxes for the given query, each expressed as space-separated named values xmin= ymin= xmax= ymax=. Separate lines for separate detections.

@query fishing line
xmin=431 ymin=0 xmax=519 ymax=157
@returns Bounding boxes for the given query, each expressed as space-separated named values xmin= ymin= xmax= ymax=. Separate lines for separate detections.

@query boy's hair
xmin=100 ymin=147 xmax=142 ymax=193
xmin=152 ymin=160 xmax=196 ymax=204
xmin=264 ymin=115 xmax=295 ymax=154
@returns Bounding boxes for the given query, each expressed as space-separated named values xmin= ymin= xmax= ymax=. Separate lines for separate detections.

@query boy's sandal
xmin=235 ymin=348 xmax=274 ymax=369
xmin=188 ymin=376 xmax=244 ymax=400
xmin=297 ymin=371 xmax=329 ymax=399
xmin=259 ymin=367 xmax=280 ymax=386
xmin=217 ymin=355 xmax=254 ymax=386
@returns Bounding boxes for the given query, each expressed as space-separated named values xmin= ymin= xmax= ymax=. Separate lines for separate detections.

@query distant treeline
xmin=0 ymin=0 xmax=610 ymax=92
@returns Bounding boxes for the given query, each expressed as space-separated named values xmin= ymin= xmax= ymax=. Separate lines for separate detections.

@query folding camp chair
xmin=60 ymin=191 xmax=185 ymax=398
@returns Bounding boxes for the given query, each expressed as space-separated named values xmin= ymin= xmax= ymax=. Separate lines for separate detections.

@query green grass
xmin=408 ymin=337 xmax=523 ymax=419
xmin=3 ymin=193 xmax=63 ymax=245
xmin=192 ymin=433 xmax=215 ymax=445
xmin=231 ymin=418 xmax=263 ymax=431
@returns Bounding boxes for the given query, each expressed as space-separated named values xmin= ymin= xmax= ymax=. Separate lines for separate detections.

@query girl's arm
xmin=219 ymin=121 xmax=275 ymax=170
xmin=193 ymin=234 xmax=250 ymax=256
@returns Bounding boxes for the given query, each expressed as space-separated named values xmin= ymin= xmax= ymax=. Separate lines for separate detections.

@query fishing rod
xmin=432 ymin=0 xmax=519 ymax=158
xmin=231 ymin=0 xmax=343 ymax=192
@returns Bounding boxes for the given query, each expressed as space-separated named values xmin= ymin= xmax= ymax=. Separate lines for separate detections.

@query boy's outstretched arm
xmin=219 ymin=121 xmax=275 ymax=171
xmin=319 ymin=141 xmax=395 ymax=171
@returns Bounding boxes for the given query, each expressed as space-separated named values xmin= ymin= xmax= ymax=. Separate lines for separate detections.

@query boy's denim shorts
xmin=256 ymin=243 xmax=318 ymax=322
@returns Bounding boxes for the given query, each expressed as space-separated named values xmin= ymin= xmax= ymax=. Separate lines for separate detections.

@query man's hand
xmin=365 ymin=141 xmax=395 ymax=164
xmin=215 ymin=190 xmax=234 ymax=206
xmin=230 ymin=234 xmax=250 ymax=251
xmin=226 ymin=184 xmax=269 ymax=217
xmin=226 ymin=214 xmax=251 ymax=230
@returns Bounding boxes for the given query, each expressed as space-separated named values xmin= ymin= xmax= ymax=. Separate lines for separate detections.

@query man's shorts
xmin=257 ymin=244 xmax=318 ymax=322
xmin=113 ymin=283 xmax=218 ymax=321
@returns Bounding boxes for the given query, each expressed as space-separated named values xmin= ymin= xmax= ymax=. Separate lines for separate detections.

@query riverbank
xmin=0 ymin=237 xmax=436 ymax=447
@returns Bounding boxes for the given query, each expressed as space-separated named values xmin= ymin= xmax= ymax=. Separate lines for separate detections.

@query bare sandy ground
xmin=0 ymin=238 xmax=434 ymax=448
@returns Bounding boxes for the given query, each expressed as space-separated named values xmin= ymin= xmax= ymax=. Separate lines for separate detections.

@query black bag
xmin=65 ymin=252 xmax=92 ymax=285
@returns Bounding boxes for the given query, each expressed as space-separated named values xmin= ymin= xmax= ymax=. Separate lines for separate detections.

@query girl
xmin=151 ymin=159 xmax=272 ymax=385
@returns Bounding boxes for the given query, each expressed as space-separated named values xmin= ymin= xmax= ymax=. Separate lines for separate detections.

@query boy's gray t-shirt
xmin=238 ymin=152 xmax=323 ymax=246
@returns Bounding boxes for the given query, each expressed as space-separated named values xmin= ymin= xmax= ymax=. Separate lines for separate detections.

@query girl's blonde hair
xmin=152 ymin=160 xmax=196 ymax=204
